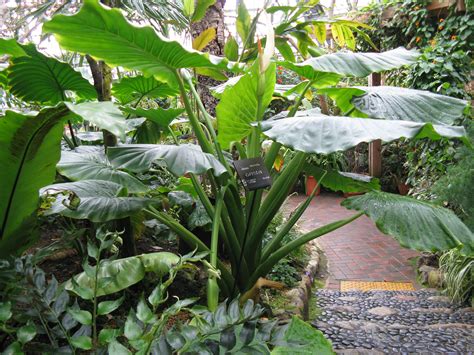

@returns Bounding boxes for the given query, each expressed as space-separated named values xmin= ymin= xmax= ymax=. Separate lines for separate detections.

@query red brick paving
xmin=285 ymin=193 xmax=419 ymax=290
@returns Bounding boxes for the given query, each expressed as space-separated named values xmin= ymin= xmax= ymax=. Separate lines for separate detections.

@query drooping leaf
xmin=107 ymin=144 xmax=227 ymax=177
xmin=342 ymin=192 xmax=474 ymax=255
xmin=97 ymin=297 xmax=124 ymax=315
xmin=304 ymin=165 xmax=380 ymax=193
xmin=123 ymin=107 xmax=184 ymax=128
xmin=65 ymin=101 xmax=127 ymax=140
xmin=271 ymin=316 xmax=333 ymax=354
xmin=7 ymin=43 xmax=96 ymax=104
xmin=57 ymin=150 xmax=148 ymax=193
xmin=319 ymin=86 xmax=468 ymax=124
xmin=40 ymin=180 xmax=152 ymax=222
xmin=275 ymin=38 xmax=295 ymax=62
xmin=0 ymin=38 xmax=27 ymax=57
xmin=224 ymin=35 xmax=239 ymax=61
xmin=259 ymin=114 xmax=469 ymax=154
xmin=216 ymin=63 xmax=276 ymax=148
xmin=112 ymin=75 xmax=178 ymax=105
xmin=0 ymin=105 xmax=69 ymax=257
xmin=192 ymin=28 xmax=216 ymax=51
xmin=65 ymin=252 xmax=179 ymax=298
xmin=192 ymin=0 xmax=216 ymax=22
xmin=43 ymin=0 xmax=238 ymax=87
xmin=280 ymin=47 xmax=419 ymax=80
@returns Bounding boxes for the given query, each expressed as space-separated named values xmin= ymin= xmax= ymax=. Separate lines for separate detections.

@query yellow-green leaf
xmin=183 ymin=0 xmax=195 ymax=17
xmin=192 ymin=28 xmax=216 ymax=51
xmin=313 ymin=23 xmax=327 ymax=44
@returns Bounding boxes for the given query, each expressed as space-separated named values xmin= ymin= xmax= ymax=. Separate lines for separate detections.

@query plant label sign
xmin=233 ymin=157 xmax=272 ymax=191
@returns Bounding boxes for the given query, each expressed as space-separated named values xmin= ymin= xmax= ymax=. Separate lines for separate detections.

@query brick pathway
xmin=286 ymin=193 xmax=419 ymax=289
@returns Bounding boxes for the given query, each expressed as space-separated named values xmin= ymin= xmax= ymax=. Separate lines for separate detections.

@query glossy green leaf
xmin=216 ymin=63 xmax=276 ymax=148
xmin=66 ymin=101 xmax=127 ymax=141
xmin=99 ymin=328 xmax=120 ymax=345
xmin=98 ymin=296 xmax=124 ymax=315
xmin=71 ymin=335 xmax=93 ymax=350
xmin=0 ymin=302 xmax=12 ymax=322
xmin=304 ymin=165 xmax=380 ymax=193
xmin=319 ymin=86 xmax=468 ymax=124
xmin=342 ymin=192 xmax=474 ymax=255
xmin=271 ymin=316 xmax=333 ymax=354
xmin=125 ymin=311 xmax=142 ymax=340
xmin=209 ymin=75 xmax=242 ymax=98
xmin=7 ymin=43 xmax=96 ymax=104
xmin=183 ymin=0 xmax=195 ymax=17
xmin=0 ymin=105 xmax=69 ymax=257
xmin=224 ymin=35 xmax=239 ymax=61
xmin=68 ymin=309 xmax=92 ymax=325
xmin=107 ymin=144 xmax=227 ymax=176
xmin=57 ymin=150 xmax=147 ymax=193
xmin=236 ymin=1 xmax=251 ymax=43
xmin=0 ymin=38 xmax=27 ymax=57
xmin=137 ymin=297 xmax=156 ymax=323
xmin=280 ymin=47 xmax=419 ymax=80
xmin=43 ymin=0 xmax=237 ymax=87
xmin=112 ymin=75 xmax=178 ymax=105
xmin=123 ymin=107 xmax=184 ymax=128
xmin=65 ymin=252 xmax=179 ymax=298
xmin=260 ymin=114 xmax=469 ymax=154
xmin=3 ymin=342 xmax=22 ymax=355
xmin=275 ymin=38 xmax=295 ymax=62
xmin=40 ymin=180 xmax=152 ymax=222
xmin=108 ymin=340 xmax=132 ymax=354
xmin=192 ymin=0 xmax=216 ymax=22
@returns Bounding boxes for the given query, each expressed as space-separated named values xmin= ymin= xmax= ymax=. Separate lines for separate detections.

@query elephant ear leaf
xmin=342 ymin=191 xmax=474 ymax=255
xmin=7 ymin=42 xmax=96 ymax=104
xmin=43 ymin=0 xmax=239 ymax=87
xmin=320 ymin=86 xmax=468 ymax=124
xmin=40 ymin=180 xmax=152 ymax=222
xmin=0 ymin=105 xmax=70 ymax=257
xmin=123 ymin=107 xmax=184 ymax=128
xmin=281 ymin=47 xmax=419 ymax=80
xmin=112 ymin=75 xmax=178 ymax=105
xmin=0 ymin=38 xmax=27 ymax=57
xmin=107 ymin=144 xmax=227 ymax=177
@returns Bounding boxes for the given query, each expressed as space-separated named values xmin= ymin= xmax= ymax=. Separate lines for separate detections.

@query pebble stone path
xmin=285 ymin=193 xmax=474 ymax=354
xmin=314 ymin=290 xmax=474 ymax=354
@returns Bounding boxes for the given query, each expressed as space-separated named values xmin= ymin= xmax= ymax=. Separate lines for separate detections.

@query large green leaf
xmin=319 ymin=86 xmax=468 ymax=124
xmin=112 ymin=75 xmax=178 ymax=105
xmin=259 ymin=114 xmax=469 ymax=154
xmin=123 ymin=107 xmax=184 ymax=128
xmin=0 ymin=38 xmax=27 ymax=57
xmin=65 ymin=252 xmax=179 ymax=299
xmin=107 ymin=144 xmax=227 ymax=177
xmin=7 ymin=43 xmax=96 ymax=104
xmin=192 ymin=0 xmax=216 ymax=22
xmin=280 ymin=47 xmax=419 ymax=80
xmin=57 ymin=150 xmax=148 ymax=193
xmin=271 ymin=316 xmax=333 ymax=354
xmin=216 ymin=63 xmax=276 ymax=148
xmin=304 ymin=164 xmax=380 ymax=193
xmin=65 ymin=101 xmax=127 ymax=140
xmin=40 ymin=180 xmax=152 ymax=222
xmin=0 ymin=105 xmax=69 ymax=257
xmin=342 ymin=192 xmax=474 ymax=255
xmin=43 ymin=0 xmax=238 ymax=87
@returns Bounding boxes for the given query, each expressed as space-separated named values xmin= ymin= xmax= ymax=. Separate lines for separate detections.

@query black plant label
xmin=233 ymin=157 xmax=272 ymax=191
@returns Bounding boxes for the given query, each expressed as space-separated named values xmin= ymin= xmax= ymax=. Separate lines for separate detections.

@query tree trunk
xmin=190 ymin=0 xmax=226 ymax=115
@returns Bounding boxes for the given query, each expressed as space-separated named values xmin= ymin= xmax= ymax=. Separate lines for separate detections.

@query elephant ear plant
xmin=35 ymin=0 xmax=474 ymax=306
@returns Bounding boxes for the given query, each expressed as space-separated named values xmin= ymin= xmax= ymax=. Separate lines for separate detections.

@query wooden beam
xmin=368 ymin=73 xmax=382 ymax=177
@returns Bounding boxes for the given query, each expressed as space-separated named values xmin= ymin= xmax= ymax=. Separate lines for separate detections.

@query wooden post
xmin=368 ymin=73 xmax=382 ymax=177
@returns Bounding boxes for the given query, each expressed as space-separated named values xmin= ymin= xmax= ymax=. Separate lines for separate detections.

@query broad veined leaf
xmin=236 ymin=1 xmax=251 ymax=43
xmin=259 ymin=114 xmax=469 ymax=154
xmin=65 ymin=252 xmax=179 ymax=298
xmin=6 ymin=43 xmax=96 ymax=104
xmin=43 ymin=0 xmax=238 ymax=87
xmin=304 ymin=164 xmax=381 ymax=193
xmin=57 ymin=150 xmax=148 ymax=193
xmin=342 ymin=191 xmax=474 ymax=255
xmin=40 ymin=180 xmax=152 ymax=222
xmin=319 ymin=86 xmax=468 ymax=124
xmin=216 ymin=63 xmax=276 ymax=148
xmin=272 ymin=316 xmax=333 ymax=354
xmin=210 ymin=75 xmax=243 ymax=98
xmin=112 ymin=75 xmax=178 ymax=105
xmin=123 ymin=107 xmax=184 ymax=128
xmin=192 ymin=0 xmax=216 ymax=22
xmin=224 ymin=35 xmax=239 ymax=61
xmin=0 ymin=38 xmax=27 ymax=57
xmin=192 ymin=28 xmax=216 ymax=51
xmin=107 ymin=144 xmax=227 ymax=177
xmin=280 ymin=47 xmax=419 ymax=80
xmin=65 ymin=101 xmax=127 ymax=140
xmin=0 ymin=105 xmax=70 ymax=258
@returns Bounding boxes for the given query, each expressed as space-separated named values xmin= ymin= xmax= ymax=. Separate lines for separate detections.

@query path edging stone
xmin=284 ymin=240 xmax=321 ymax=320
